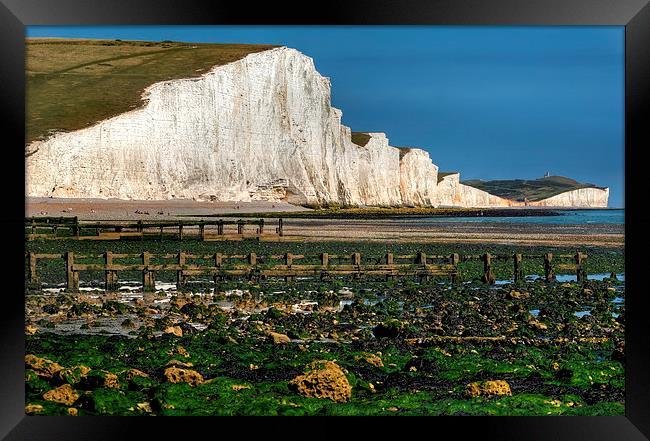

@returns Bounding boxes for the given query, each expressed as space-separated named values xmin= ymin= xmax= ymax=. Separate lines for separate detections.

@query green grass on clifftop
xmin=462 ymin=176 xmax=605 ymax=202
xmin=26 ymin=38 xmax=278 ymax=144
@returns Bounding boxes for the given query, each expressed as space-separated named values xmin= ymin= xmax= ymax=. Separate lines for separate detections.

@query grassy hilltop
xmin=462 ymin=176 xmax=605 ymax=202
xmin=26 ymin=38 xmax=278 ymax=144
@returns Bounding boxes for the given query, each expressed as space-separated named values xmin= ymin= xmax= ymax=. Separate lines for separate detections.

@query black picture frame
xmin=2 ymin=0 xmax=648 ymax=438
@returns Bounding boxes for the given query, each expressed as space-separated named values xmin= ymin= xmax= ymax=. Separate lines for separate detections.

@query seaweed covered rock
xmin=43 ymin=384 xmax=80 ymax=405
xmin=163 ymin=367 xmax=204 ymax=386
xmin=267 ymin=331 xmax=291 ymax=345
xmin=25 ymin=354 xmax=63 ymax=378
xmin=354 ymin=352 xmax=384 ymax=368
xmin=56 ymin=365 xmax=92 ymax=385
xmin=289 ymin=360 xmax=352 ymax=402
xmin=465 ymin=380 xmax=512 ymax=398
xmin=372 ymin=319 xmax=403 ymax=338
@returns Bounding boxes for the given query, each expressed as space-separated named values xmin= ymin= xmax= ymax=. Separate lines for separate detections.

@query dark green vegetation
xmin=351 ymin=132 xmax=371 ymax=147
xmin=25 ymin=276 xmax=624 ymax=416
xmin=25 ymin=237 xmax=624 ymax=416
xmin=462 ymin=176 xmax=605 ymax=202
xmin=25 ymin=239 xmax=624 ymax=286
xmin=26 ymin=38 xmax=277 ymax=144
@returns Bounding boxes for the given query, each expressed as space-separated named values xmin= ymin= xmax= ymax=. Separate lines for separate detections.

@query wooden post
xmin=199 ymin=223 xmax=205 ymax=241
xmin=53 ymin=225 xmax=58 ymax=238
xmin=352 ymin=252 xmax=361 ymax=280
xmin=218 ymin=221 xmax=224 ymax=235
xmin=177 ymin=252 xmax=185 ymax=290
xmin=142 ymin=252 xmax=155 ymax=292
xmin=450 ymin=253 xmax=460 ymax=284
xmin=482 ymin=253 xmax=495 ymax=285
xmin=513 ymin=253 xmax=523 ymax=283
xmin=237 ymin=221 xmax=243 ymax=235
xmin=159 ymin=226 xmax=164 ymax=241
xmin=31 ymin=219 xmax=35 ymax=235
xmin=544 ymin=253 xmax=555 ymax=282
xmin=285 ymin=253 xmax=294 ymax=283
xmin=73 ymin=216 xmax=79 ymax=238
xmin=278 ymin=218 xmax=284 ymax=237
xmin=386 ymin=253 xmax=394 ymax=282
xmin=417 ymin=252 xmax=429 ymax=282
xmin=213 ymin=253 xmax=223 ymax=293
xmin=137 ymin=220 xmax=143 ymax=232
xmin=105 ymin=251 xmax=118 ymax=292
xmin=259 ymin=219 xmax=264 ymax=235
xmin=178 ymin=222 xmax=183 ymax=241
xmin=27 ymin=252 xmax=38 ymax=287
xmin=65 ymin=251 xmax=79 ymax=292
xmin=248 ymin=253 xmax=257 ymax=281
xmin=575 ymin=252 xmax=587 ymax=283
xmin=320 ymin=253 xmax=329 ymax=280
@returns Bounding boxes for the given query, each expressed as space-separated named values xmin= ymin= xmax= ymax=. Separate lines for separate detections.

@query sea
xmin=412 ymin=209 xmax=624 ymax=225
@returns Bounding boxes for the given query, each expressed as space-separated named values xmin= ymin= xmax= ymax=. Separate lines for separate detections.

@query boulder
xmin=164 ymin=367 xmax=204 ymax=386
xmin=267 ymin=331 xmax=291 ymax=345
xmin=25 ymin=354 xmax=63 ymax=378
xmin=465 ymin=380 xmax=512 ymax=398
xmin=43 ymin=384 xmax=80 ymax=405
xmin=289 ymin=360 xmax=352 ymax=402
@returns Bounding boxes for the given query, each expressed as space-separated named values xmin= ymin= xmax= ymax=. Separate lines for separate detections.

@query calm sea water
xmin=414 ymin=209 xmax=624 ymax=225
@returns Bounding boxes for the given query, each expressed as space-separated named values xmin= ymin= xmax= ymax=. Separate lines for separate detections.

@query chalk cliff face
xmin=528 ymin=188 xmax=610 ymax=208
xmin=25 ymin=46 xmax=608 ymax=208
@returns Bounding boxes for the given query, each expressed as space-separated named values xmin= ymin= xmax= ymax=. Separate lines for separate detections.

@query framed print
xmin=1 ymin=0 xmax=649 ymax=439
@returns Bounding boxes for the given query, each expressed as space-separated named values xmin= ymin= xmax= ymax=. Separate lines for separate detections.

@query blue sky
xmin=27 ymin=26 xmax=624 ymax=207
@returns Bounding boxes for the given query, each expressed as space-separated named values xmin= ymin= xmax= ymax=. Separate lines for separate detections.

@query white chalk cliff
xmin=25 ymin=46 xmax=608 ymax=208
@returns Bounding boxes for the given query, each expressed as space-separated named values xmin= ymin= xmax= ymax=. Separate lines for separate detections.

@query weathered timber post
xmin=218 ymin=221 xmax=224 ymax=235
xmin=482 ymin=253 xmax=495 ymax=285
xmin=199 ymin=223 xmax=205 ymax=241
xmin=159 ymin=226 xmax=164 ymax=241
xmin=137 ymin=220 xmax=143 ymax=232
xmin=178 ymin=222 xmax=183 ymax=241
xmin=418 ymin=252 xmax=429 ymax=283
xmin=544 ymin=253 xmax=555 ymax=282
xmin=278 ymin=218 xmax=284 ymax=237
xmin=142 ymin=252 xmax=155 ymax=292
xmin=31 ymin=219 xmax=35 ymax=235
xmin=73 ymin=216 xmax=79 ymax=238
xmin=575 ymin=252 xmax=587 ymax=283
xmin=386 ymin=253 xmax=394 ymax=282
xmin=65 ymin=251 xmax=79 ymax=292
xmin=248 ymin=252 xmax=257 ymax=281
xmin=259 ymin=219 xmax=264 ymax=235
xmin=27 ymin=252 xmax=38 ymax=287
xmin=320 ymin=253 xmax=329 ymax=280
xmin=52 ymin=225 xmax=58 ymax=239
xmin=513 ymin=253 xmax=523 ymax=283
xmin=213 ymin=253 xmax=223 ymax=293
xmin=450 ymin=253 xmax=460 ymax=284
xmin=352 ymin=252 xmax=361 ymax=280
xmin=237 ymin=221 xmax=244 ymax=235
xmin=285 ymin=253 xmax=294 ymax=283
xmin=177 ymin=252 xmax=185 ymax=290
xmin=104 ymin=251 xmax=118 ymax=292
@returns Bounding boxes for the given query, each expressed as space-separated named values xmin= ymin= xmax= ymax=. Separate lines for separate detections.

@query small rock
xmin=123 ymin=368 xmax=149 ymax=381
xmin=67 ymin=407 xmax=78 ymax=416
xmin=465 ymin=380 xmax=512 ymax=398
xmin=136 ymin=402 xmax=153 ymax=413
xmin=43 ymin=384 xmax=79 ymax=405
xmin=164 ymin=326 xmax=183 ymax=337
xmin=25 ymin=404 xmax=45 ymax=414
xmin=25 ymin=325 xmax=38 ymax=336
xmin=289 ymin=360 xmax=352 ymax=403
xmin=25 ymin=354 xmax=63 ymax=378
xmin=267 ymin=331 xmax=291 ymax=345
xmin=355 ymin=352 xmax=384 ymax=368
xmin=386 ymin=406 xmax=399 ymax=412
xmin=164 ymin=367 xmax=204 ymax=386
xmin=231 ymin=384 xmax=251 ymax=391
xmin=507 ymin=290 xmax=530 ymax=300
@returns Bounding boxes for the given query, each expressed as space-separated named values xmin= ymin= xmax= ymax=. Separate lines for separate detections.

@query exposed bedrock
xmin=25 ymin=46 xmax=608 ymax=208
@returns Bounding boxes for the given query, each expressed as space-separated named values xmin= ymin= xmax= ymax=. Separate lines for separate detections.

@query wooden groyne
xmin=25 ymin=250 xmax=588 ymax=292
xmin=25 ymin=217 xmax=284 ymax=241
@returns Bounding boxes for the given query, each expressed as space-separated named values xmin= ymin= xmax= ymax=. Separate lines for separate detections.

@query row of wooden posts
xmin=25 ymin=251 xmax=587 ymax=292
xmin=25 ymin=217 xmax=284 ymax=240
